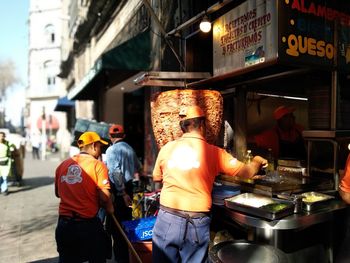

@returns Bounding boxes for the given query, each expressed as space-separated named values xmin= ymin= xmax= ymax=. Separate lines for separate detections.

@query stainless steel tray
xmin=224 ymin=193 xmax=294 ymax=220
xmin=301 ymin=191 xmax=334 ymax=211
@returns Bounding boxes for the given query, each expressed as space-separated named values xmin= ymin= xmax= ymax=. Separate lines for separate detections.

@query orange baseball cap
xmin=77 ymin=131 xmax=108 ymax=147
xmin=273 ymin=106 xmax=295 ymax=120
xmin=179 ymin=105 xmax=205 ymax=120
xmin=109 ymin=124 xmax=124 ymax=134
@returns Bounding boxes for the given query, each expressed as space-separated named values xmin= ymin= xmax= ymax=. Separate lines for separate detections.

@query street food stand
xmin=184 ymin=0 xmax=350 ymax=261
xmin=142 ymin=0 xmax=350 ymax=261
xmin=147 ymin=0 xmax=350 ymax=261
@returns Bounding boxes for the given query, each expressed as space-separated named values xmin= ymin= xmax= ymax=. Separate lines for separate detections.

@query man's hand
xmin=237 ymin=155 xmax=268 ymax=179
xmin=252 ymin=156 xmax=268 ymax=169
xmin=123 ymin=194 xmax=132 ymax=208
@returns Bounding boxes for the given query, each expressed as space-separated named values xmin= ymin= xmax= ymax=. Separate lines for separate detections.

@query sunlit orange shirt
xmin=340 ymin=154 xmax=350 ymax=193
xmin=153 ymin=133 xmax=244 ymax=212
xmin=55 ymin=153 xmax=110 ymax=218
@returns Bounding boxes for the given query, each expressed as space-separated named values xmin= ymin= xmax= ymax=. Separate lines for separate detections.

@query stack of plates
xmin=212 ymin=185 xmax=241 ymax=206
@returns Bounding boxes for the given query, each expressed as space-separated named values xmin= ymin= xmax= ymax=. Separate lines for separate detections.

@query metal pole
xmin=41 ymin=106 xmax=46 ymax=160
xmin=111 ymin=214 xmax=143 ymax=263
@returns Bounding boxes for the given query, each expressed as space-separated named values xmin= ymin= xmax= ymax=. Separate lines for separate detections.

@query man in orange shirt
xmin=339 ymin=152 xmax=350 ymax=204
xmin=337 ymin=153 xmax=350 ymax=262
xmin=254 ymin=105 xmax=306 ymax=160
xmin=152 ymin=106 xmax=267 ymax=263
xmin=55 ymin=131 xmax=114 ymax=263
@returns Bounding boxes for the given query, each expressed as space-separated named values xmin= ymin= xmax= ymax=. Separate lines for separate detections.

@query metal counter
xmin=213 ymin=199 xmax=349 ymax=262
xmin=218 ymin=199 xmax=347 ymax=230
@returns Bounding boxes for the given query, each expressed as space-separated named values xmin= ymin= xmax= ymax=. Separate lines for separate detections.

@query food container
xmin=301 ymin=191 xmax=334 ymax=211
xmin=209 ymin=240 xmax=288 ymax=263
xmin=224 ymin=193 xmax=294 ymax=220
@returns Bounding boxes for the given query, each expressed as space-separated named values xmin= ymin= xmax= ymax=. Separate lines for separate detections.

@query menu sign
xmin=213 ymin=0 xmax=278 ymax=76
xmin=213 ymin=0 xmax=350 ymax=76
xmin=278 ymin=0 xmax=350 ymax=71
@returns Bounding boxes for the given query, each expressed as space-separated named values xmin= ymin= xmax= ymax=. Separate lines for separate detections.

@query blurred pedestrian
xmin=105 ymin=124 xmax=142 ymax=263
xmin=55 ymin=131 xmax=114 ymax=263
xmin=0 ymin=132 xmax=15 ymax=196
xmin=31 ymin=132 xmax=41 ymax=160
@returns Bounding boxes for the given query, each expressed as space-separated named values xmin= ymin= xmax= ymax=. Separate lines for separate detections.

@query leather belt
xmin=160 ymin=205 xmax=209 ymax=219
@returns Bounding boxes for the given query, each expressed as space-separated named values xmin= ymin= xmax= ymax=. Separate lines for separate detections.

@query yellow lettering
xmin=325 ymin=44 xmax=334 ymax=59
xmin=285 ymin=34 xmax=334 ymax=60
xmin=298 ymin=36 xmax=307 ymax=54
xmin=308 ymin=38 xmax=316 ymax=55
xmin=316 ymin=41 xmax=325 ymax=57
xmin=286 ymin=34 xmax=299 ymax=57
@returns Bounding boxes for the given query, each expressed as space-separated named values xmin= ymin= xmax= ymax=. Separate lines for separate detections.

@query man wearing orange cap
xmin=152 ymin=105 xmax=267 ymax=263
xmin=254 ymin=105 xmax=306 ymax=160
xmin=55 ymin=131 xmax=114 ymax=263
xmin=105 ymin=124 xmax=142 ymax=263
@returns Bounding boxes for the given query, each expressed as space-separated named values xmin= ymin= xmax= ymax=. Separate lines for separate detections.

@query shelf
xmin=302 ymin=130 xmax=350 ymax=139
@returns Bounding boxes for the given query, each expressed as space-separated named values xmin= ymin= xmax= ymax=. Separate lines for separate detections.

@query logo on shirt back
xmin=61 ymin=164 xmax=83 ymax=184
xmin=167 ymin=145 xmax=200 ymax=170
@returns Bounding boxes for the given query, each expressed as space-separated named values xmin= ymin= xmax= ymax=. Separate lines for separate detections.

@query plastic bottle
xmin=245 ymin=150 xmax=253 ymax=164
xmin=266 ymin=148 xmax=275 ymax=175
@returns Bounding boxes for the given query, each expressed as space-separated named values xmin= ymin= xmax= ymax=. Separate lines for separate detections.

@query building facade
xmin=58 ymin=0 xmax=350 ymax=177
xmin=58 ymin=0 xmax=216 ymax=173
xmin=27 ymin=0 xmax=68 ymax=158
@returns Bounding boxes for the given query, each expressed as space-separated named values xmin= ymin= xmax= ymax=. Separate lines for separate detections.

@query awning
xmin=133 ymin=71 xmax=211 ymax=87
xmin=68 ymin=30 xmax=152 ymax=100
xmin=54 ymin=96 xmax=75 ymax=112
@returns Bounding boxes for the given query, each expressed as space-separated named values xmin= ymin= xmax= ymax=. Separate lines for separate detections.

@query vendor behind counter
xmin=253 ymin=105 xmax=307 ymax=161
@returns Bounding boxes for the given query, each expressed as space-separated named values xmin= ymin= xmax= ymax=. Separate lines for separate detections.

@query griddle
xmin=218 ymin=174 xmax=334 ymax=196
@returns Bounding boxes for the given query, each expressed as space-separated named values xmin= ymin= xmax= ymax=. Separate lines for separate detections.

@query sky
xmin=0 ymin=0 xmax=28 ymax=126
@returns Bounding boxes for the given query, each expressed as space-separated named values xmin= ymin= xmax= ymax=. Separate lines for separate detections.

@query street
xmin=0 ymin=152 xmax=60 ymax=263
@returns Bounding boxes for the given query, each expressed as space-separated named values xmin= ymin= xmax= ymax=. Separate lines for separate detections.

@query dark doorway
xmin=123 ymin=89 xmax=145 ymax=162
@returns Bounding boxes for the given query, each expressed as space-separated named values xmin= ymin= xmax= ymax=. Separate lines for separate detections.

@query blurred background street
xmin=0 ymin=152 xmax=60 ymax=263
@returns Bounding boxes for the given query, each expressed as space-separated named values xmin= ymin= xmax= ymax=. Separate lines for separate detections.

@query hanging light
xmin=199 ymin=15 xmax=211 ymax=33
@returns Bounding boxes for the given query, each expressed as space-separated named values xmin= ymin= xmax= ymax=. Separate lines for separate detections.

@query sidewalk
xmin=0 ymin=152 xmax=61 ymax=263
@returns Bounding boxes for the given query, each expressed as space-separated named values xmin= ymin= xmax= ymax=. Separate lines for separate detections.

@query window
xmin=44 ymin=24 xmax=55 ymax=44
xmin=44 ymin=60 xmax=56 ymax=91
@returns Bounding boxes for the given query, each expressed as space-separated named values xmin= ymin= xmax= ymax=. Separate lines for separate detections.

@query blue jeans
xmin=152 ymin=209 xmax=211 ymax=263
xmin=0 ymin=163 xmax=10 ymax=193
xmin=0 ymin=176 xmax=7 ymax=193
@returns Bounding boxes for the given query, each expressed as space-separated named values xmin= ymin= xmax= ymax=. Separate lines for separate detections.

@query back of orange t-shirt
xmin=153 ymin=134 xmax=243 ymax=212
xmin=55 ymin=154 xmax=110 ymax=218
